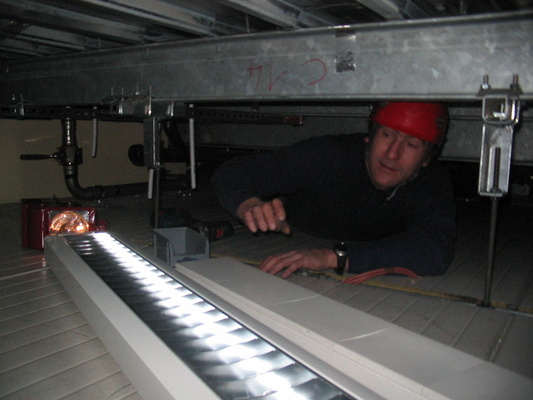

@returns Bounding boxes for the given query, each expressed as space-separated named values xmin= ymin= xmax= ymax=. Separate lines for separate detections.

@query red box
xmin=21 ymin=200 xmax=108 ymax=250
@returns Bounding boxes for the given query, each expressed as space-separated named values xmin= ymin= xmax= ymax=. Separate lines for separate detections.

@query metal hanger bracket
xmin=477 ymin=75 xmax=521 ymax=197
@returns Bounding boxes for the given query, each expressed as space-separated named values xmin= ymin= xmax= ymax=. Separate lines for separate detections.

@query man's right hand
xmin=236 ymin=197 xmax=291 ymax=235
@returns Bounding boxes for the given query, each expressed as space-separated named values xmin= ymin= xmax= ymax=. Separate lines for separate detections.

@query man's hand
xmin=259 ymin=248 xmax=338 ymax=279
xmin=236 ymin=197 xmax=291 ymax=235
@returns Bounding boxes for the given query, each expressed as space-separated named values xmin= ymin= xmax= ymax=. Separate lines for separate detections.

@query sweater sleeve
xmin=211 ymin=136 xmax=344 ymax=218
xmin=346 ymin=164 xmax=457 ymax=276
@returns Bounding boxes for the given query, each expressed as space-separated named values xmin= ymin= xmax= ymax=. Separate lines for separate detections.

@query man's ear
xmin=422 ymin=143 xmax=439 ymax=167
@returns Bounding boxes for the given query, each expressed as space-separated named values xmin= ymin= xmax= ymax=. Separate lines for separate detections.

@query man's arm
xmin=211 ymin=135 xmax=344 ymax=222
xmin=260 ymin=194 xmax=455 ymax=278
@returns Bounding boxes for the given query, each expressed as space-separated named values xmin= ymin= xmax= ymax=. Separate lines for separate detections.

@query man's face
xmin=365 ymin=125 xmax=431 ymax=191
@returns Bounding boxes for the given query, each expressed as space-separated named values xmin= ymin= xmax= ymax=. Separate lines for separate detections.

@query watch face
xmin=334 ymin=242 xmax=348 ymax=257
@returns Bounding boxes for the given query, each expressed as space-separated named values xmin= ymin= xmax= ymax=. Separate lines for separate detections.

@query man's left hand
xmin=259 ymin=248 xmax=338 ymax=278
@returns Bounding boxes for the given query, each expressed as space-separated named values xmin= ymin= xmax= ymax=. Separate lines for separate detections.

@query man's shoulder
xmin=404 ymin=159 xmax=454 ymax=203
xmin=420 ymin=159 xmax=452 ymax=182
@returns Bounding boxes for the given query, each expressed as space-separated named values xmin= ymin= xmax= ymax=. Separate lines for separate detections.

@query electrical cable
xmin=342 ymin=267 xmax=419 ymax=284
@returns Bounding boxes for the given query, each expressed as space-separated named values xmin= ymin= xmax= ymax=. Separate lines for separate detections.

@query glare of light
xmin=256 ymin=371 xmax=293 ymax=392
xmin=235 ymin=357 xmax=275 ymax=375
xmin=180 ymin=309 xmax=226 ymax=326
xmin=215 ymin=343 xmax=266 ymax=363
xmin=49 ymin=211 xmax=89 ymax=235
xmin=92 ymin=234 xmax=212 ymax=315
xmin=138 ymin=281 xmax=185 ymax=296
xmin=264 ymin=388 xmax=308 ymax=400
xmin=94 ymin=234 xmax=177 ymax=291
xmin=119 ymin=267 xmax=172 ymax=289
xmin=137 ymin=277 xmax=194 ymax=304
xmin=158 ymin=297 xmax=208 ymax=315
xmin=204 ymin=330 xmax=258 ymax=350
xmin=190 ymin=318 xmax=237 ymax=338
xmin=117 ymin=254 xmax=147 ymax=266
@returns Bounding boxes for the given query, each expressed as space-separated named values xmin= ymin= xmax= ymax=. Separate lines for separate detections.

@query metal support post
xmin=91 ymin=106 xmax=98 ymax=158
xmin=477 ymin=75 xmax=521 ymax=306
xmin=144 ymin=117 xmax=162 ymax=228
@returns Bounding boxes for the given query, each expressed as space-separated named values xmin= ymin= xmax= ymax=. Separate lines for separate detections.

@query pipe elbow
xmin=64 ymin=176 xmax=104 ymax=200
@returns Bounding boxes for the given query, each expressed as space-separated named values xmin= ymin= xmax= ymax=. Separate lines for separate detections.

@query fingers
xmin=241 ymin=202 xmax=271 ymax=232
xmin=272 ymin=199 xmax=291 ymax=235
xmin=271 ymin=198 xmax=286 ymax=221
xmin=242 ymin=209 xmax=260 ymax=233
xmin=259 ymin=248 xmax=334 ymax=279
xmin=241 ymin=198 xmax=290 ymax=234
xmin=278 ymin=220 xmax=291 ymax=235
xmin=260 ymin=202 xmax=278 ymax=231
xmin=260 ymin=251 xmax=303 ymax=278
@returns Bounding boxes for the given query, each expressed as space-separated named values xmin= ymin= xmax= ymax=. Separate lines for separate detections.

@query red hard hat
xmin=370 ymin=102 xmax=449 ymax=144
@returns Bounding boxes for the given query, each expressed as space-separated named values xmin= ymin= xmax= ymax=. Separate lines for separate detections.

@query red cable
xmin=342 ymin=267 xmax=419 ymax=285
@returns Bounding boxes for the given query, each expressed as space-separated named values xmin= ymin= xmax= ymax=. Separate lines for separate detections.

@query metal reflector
xmin=61 ymin=232 xmax=357 ymax=400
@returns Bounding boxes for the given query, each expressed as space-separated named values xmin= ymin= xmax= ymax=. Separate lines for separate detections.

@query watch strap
xmin=333 ymin=242 xmax=348 ymax=276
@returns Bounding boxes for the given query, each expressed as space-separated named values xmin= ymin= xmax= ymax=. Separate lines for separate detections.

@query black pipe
xmin=60 ymin=118 xmax=161 ymax=201
xmin=18 ymin=118 xmax=184 ymax=201
xmin=60 ymin=118 xmax=107 ymax=200
xmin=64 ymin=176 xmax=156 ymax=200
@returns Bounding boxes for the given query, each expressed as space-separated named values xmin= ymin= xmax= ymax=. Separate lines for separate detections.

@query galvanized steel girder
xmin=1 ymin=11 xmax=532 ymax=108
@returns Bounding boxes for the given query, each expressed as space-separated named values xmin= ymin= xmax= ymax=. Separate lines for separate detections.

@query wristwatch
xmin=333 ymin=242 xmax=348 ymax=276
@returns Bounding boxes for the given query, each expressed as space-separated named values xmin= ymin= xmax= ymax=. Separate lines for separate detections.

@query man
xmin=211 ymin=102 xmax=456 ymax=278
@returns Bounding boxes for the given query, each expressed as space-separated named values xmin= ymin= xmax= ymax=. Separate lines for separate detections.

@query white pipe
xmin=188 ymin=104 xmax=196 ymax=189
xmin=147 ymin=168 xmax=154 ymax=199
xmin=91 ymin=106 xmax=98 ymax=158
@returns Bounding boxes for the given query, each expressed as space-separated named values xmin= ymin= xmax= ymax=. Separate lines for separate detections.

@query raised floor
xmin=1 ymin=182 xmax=532 ymax=399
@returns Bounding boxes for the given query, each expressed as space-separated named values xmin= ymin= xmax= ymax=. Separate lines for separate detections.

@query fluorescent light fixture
xmin=63 ymin=232 xmax=357 ymax=400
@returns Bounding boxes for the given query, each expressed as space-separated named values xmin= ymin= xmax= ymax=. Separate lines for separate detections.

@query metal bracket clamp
xmin=476 ymin=75 xmax=522 ymax=307
xmin=106 ymin=87 xmax=155 ymax=117
xmin=9 ymin=93 xmax=27 ymax=117
xmin=477 ymin=75 xmax=522 ymax=197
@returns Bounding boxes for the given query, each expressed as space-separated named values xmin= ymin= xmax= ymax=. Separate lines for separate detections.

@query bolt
xmin=481 ymin=75 xmax=491 ymax=90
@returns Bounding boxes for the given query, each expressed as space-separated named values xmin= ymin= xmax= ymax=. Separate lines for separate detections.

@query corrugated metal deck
xmin=1 ymin=183 xmax=532 ymax=399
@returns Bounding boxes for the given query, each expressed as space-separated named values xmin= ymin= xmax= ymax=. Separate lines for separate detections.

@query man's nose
xmin=386 ymin=139 xmax=402 ymax=160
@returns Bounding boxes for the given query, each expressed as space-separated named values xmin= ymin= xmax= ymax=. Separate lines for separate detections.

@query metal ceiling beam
xmin=11 ymin=26 xmax=102 ymax=51
xmin=0 ymin=0 xmax=144 ymax=43
xmin=217 ymin=0 xmax=341 ymax=28
xmin=1 ymin=11 xmax=531 ymax=110
xmin=356 ymin=0 xmax=433 ymax=20
xmin=74 ymin=0 xmax=245 ymax=37
xmin=0 ymin=39 xmax=46 ymax=57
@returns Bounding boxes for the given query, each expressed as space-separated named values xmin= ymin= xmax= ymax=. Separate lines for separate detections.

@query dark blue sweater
xmin=211 ymin=134 xmax=456 ymax=275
